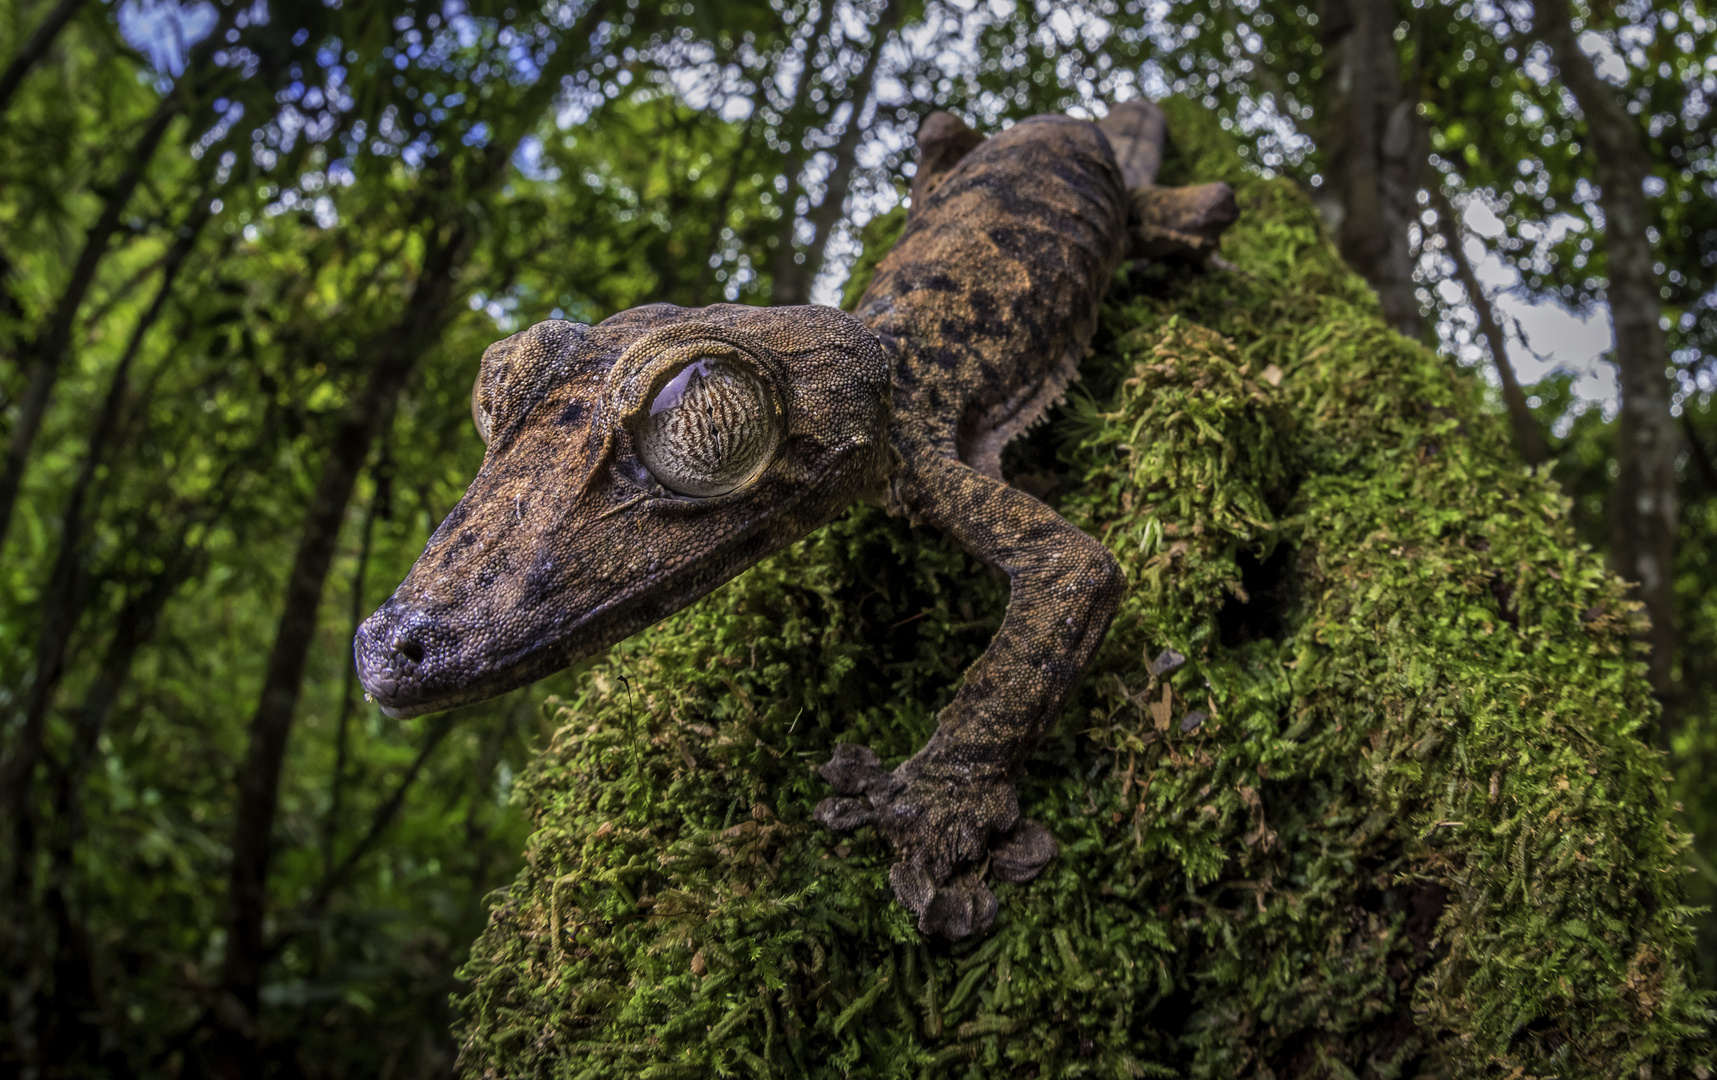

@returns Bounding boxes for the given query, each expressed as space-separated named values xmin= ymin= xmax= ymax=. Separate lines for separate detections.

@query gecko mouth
xmin=352 ymin=601 xmax=484 ymax=719
xmin=354 ymin=600 xmax=576 ymax=719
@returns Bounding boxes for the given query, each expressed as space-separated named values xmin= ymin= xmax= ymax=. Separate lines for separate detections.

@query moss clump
xmin=453 ymin=101 xmax=1714 ymax=1078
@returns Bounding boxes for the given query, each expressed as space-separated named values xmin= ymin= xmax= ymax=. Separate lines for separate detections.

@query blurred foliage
xmin=0 ymin=0 xmax=1712 ymax=1076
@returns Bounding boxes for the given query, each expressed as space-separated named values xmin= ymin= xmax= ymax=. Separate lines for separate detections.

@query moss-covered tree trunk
xmin=453 ymin=103 xmax=1713 ymax=1079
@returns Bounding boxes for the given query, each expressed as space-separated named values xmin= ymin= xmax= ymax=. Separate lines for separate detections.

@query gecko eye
xmin=471 ymin=373 xmax=492 ymax=446
xmin=634 ymin=355 xmax=782 ymax=497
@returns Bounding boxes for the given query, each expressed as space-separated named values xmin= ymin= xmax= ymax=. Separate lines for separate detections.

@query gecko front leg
xmin=815 ymin=453 xmax=1123 ymax=938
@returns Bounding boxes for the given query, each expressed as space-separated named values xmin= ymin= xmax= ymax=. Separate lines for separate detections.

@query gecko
xmin=355 ymin=101 xmax=1236 ymax=938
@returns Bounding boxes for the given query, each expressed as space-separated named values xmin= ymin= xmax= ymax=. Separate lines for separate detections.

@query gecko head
xmin=355 ymin=302 xmax=892 ymax=718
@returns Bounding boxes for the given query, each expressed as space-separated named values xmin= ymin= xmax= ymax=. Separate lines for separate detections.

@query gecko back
xmin=853 ymin=113 xmax=1130 ymax=480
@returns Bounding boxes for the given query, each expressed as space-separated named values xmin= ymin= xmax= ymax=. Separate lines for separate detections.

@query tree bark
xmin=770 ymin=0 xmax=901 ymax=305
xmin=1537 ymin=0 xmax=1679 ymax=726
xmin=0 ymin=0 xmax=90 ymax=118
xmin=1428 ymin=185 xmax=1549 ymax=467
xmin=1315 ymin=0 xmax=1425 ymax=338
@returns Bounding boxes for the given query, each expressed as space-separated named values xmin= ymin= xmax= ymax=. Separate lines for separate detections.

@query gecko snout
xmin=353 ymin=602 xmax=451 ymax=717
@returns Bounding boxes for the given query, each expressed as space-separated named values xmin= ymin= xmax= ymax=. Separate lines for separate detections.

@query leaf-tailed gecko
xmin=355 ymin=101 xmax=1236 ymax=937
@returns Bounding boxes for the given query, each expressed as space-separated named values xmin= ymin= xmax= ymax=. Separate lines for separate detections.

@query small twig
xmin=889 ymin=608 xmax=933 ymax=631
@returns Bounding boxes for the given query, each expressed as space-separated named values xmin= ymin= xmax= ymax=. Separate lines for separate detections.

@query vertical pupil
xmin=637 ymin=355 xmax=778 ymax=497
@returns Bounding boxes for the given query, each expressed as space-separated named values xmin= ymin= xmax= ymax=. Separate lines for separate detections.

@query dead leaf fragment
xmin=1150 ymin=684 xmax=1174 ymax=732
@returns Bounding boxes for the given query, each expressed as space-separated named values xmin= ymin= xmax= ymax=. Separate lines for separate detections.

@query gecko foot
xmin=813 ymin=743 xmax=1057 ymax=938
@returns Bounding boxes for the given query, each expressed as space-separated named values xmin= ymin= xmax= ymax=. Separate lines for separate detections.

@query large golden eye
xmin=634 ymin=355 xmax=781 ymax=497
xmin=471 ymin=374 xmax=492 ymax=446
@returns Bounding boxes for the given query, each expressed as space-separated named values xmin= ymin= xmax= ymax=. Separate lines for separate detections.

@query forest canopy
xmin=0 ymin=0 xmax=1713 ymax=1076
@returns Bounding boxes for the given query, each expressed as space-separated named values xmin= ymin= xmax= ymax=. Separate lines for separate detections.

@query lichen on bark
xmin=453 ymin=101 xmax=1715 ymax=1079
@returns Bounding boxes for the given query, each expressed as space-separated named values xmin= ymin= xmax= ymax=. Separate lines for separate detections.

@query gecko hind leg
xmin=1099 ymin=100 xmax=1240 ymax=262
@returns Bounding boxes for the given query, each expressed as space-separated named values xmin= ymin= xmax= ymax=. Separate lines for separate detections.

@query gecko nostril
xmin=395 ymin=636 xmax=426 ymax=665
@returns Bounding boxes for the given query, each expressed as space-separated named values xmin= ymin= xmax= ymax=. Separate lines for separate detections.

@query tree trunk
xmin=765 ymin=0 xmax=842 ymax=305
xmin=1428 ymin=185 xmax=1549 ymax=467
xmin=770 ymin=0 xmax=901 ymax=305
xmin=321 ymin=468 xmax=385 ymax=882
xmin=200 ymin=4 xmax=614 ymax=1065
xmin=204 ymin=218 xmax=473 ymax=1080
xmin=37 ymin=546 xmax=202 ymax=1077
xmin=695 ymin=118 xmax=759 ymax=302
xmin=1314 ymin=0 xmax=1425 ymax=338
xmin=1537 ymin=0 xmax=1679 ymax=728
xmin=3 ymin=202 xmax=207 ymax=895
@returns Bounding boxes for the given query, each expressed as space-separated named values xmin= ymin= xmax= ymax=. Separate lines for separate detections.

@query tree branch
xmin=766 ymin=0 xmax=842 ymax=305
xmin=774 ymin=0 xmax=903 ymax=305
xmin=1536 ymin=0 xmax=1680 ymax=722
xmin=1428 ymin=185 xmax=1550 ymax=467
xmin=321 ymin=454 xmax=388 ymax=882
xmin=1 ymin=200 xmax=210 ymax=898
xmin=204 ymin=7 xmax=618 ymax=1074
xmin=0 ymin=0 xmax=91 ymax=118
xmin=0 ymin=91 xmax=180 ymax=555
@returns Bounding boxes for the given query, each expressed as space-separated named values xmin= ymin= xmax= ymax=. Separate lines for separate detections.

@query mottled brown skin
xmin=356 ymin=102 xmax=1237 ymax=938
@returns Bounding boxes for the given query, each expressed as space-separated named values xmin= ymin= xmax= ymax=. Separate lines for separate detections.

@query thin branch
xmin=0 ymin=91 xmax=181 ymax=554
xmin=2 ymin=201 xmax=211 ymax=894
xmin=788 ymin=0 xmax=905 ymax=304
xmin=311 ymin=712 xmax=459 ymax=911
xmin=1683 ymin=412 xmax=1717 ymax=495
xmin=321 ymin=451 xmax=388 ymax=882
xmin=765 ymin=0 xmax=843 ymax=305
xmin=0 ymin=0 xmax=91 ymax=118
xmin=207 ymin=6 xmax=619 ymax=1072
xmin=1428 ymin=184 xmax=1550 ymax=467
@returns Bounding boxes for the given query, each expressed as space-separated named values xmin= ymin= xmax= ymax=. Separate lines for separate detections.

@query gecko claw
xmin=897 ymin=863 xmax=998 ymax=940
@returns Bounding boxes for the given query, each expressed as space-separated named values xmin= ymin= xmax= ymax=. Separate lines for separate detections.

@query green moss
xmin=453 ymin=102 xmax=1714 ymax=1078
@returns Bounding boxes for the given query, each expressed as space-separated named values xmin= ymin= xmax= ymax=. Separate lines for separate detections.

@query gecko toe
xmin=814 ymin=796 xmax=876 ymax=832
xmin=889 ymin=859 xmax=935 ymax=914
xmin=917 ymin=868 xmax=997 ymax=940
xmin=818 ymin=743 xmax=890 ymax=795
xmin=990 ymin=818 xmax=1057 ymax=883
xmin=815 ymin=747 xmax=1049 ymax=938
